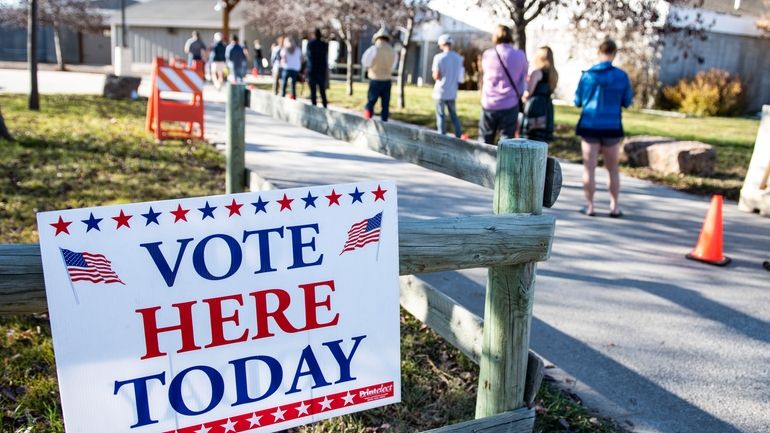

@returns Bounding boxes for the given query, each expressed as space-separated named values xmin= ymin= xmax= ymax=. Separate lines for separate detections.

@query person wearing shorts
xmin=209 ymin=33 xmax=227 ymax=89
xmin=575 ymin=39 xmax=633 ymax=217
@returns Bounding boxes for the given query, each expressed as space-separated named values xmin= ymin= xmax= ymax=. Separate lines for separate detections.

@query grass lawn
xmin=268 ymin=81 xmax=760 ymax=200
xmin=0 ymin=94 xmax=620 ymax=433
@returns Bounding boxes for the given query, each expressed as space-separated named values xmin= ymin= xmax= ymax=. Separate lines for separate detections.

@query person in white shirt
xmin=280 ymin=37 xmax=302 ymax=99
xmin=432 ymin=34 xmax=466 ymax=138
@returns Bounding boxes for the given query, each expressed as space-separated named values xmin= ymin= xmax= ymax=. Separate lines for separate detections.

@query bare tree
xmin=385 ymin=0 xmax=435 ymax=108
xmin=0 ymin=106 xmax=12 ymax=141
xmin=28 ymin=0 xmax=39 ymax=110
xmin=0 ymin=0 xmax=105 ymax=71
xmin=472 ymin=0 xmax=565 ymax=49
xmin=472 ymin=0 xmax=707 ymax=51
xmin=245 ymin=0 xmax=374 ymax=96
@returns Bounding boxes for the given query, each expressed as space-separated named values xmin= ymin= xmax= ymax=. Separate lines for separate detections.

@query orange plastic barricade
xmin=145 ymin=57 xmax=205 ymax=141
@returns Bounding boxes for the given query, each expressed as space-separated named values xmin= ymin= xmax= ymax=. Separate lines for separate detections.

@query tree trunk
xmin=28 ymin=0 xmax=39 ymax=111
xmin=515 ymin=23 xmax=527 ymax=51
xmin=344 ymin=38 xmax=353 ymax=96
xmin=0 ymin=107 xmax=12 ymax=141
xmin=396 ymin=16 xmax=414 ymax=109
xmin=512 ymin=0 xmax=527 ymax=50
xmin=223 ymin=5 xmax=230 ymax=41
xmin=53 ymin=22 xmax=66 ymax=71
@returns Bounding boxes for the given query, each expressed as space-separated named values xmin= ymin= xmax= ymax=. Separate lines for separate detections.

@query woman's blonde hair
xmin=492 ymin=25 xmax=513 ymax=45
xmin=534 ymin=46 xmax=558 ymax=91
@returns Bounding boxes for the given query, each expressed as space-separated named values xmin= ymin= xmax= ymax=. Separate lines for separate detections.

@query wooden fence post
xmin=226 ymin=82 xmax=245 ymax=194
xmin=475 ymin=139 xmax=547 ymax=417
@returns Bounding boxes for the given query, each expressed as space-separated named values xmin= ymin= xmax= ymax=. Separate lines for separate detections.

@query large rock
xmin=102 ymin=74 xmax=141 ymax=99
xmin=646 ymin=141 xmax=716 ymax=176
xmin=622 ymin=136 xmax=676 ymax=167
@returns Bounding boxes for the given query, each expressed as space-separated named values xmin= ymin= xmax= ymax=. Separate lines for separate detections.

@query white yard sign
xmin=36 ymin=181 xmax=400 ymax=433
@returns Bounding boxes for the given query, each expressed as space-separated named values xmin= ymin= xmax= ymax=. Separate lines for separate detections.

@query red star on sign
xmin=277 ymin=194 xmax=293 ymax=211
xmin=112 ymin=210 xmax=132 ymax=229
xmin=325 ymin=189 xmax=342 ymax=206
xmin=225 ymin=199 xmax=243 ymax=216
xmin=170 ymin=204 xmax=189 ymax=223
xmin=50 ymin=216 xmax=72 ymax=236
xmin=372 ymin=185 xmax=387 ymax=201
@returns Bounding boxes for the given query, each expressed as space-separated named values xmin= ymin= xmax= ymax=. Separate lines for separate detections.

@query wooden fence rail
xmin=243 ymin=90 xmax=557 ymax=432
xmin=0 ymin=214 xmax=554 ymax=315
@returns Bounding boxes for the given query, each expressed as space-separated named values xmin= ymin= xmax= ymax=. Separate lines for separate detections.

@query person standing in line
xmin=209 ymin=33 xmax=227 ymax=89
xmin=522 ymin=46 xmax=558 ymax=142
xmin=225 ymin=35 xmax=249 ymax=83
xmin=270 ymin=36 xmax=284 ymax=95
xmin=361 ymin=28 xmax=396 ymax=121
xmin=184 ymin=31 xmax=207 ymax=68
xmin=575 ymin=39 xmax=633 ymax=218
xmin=432 ymin=34 xmax=467 ymax=138
xmin=306 ymin=28 xmax=329 ymax=108
xmin=253 ymin=39 xmax=263 ymax=73
xmin=478 ymin=25 xmax=528 ymax=145
xmin=280 ymin=36 xmax=302 ymax=99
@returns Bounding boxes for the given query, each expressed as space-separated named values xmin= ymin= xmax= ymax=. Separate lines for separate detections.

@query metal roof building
xmin=109 ymin=0 xmax=257 ymax=65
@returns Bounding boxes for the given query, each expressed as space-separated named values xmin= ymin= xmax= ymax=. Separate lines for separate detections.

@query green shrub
xmin=662 ymin=69 xmax=744 ymax=117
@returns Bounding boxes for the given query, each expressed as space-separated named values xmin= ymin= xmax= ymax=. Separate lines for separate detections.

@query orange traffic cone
xmin=686 ymin=195 xmax=731 ymax=266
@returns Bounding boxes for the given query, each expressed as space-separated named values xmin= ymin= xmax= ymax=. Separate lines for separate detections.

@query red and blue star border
xmin=48 ymin=185 xmax=388 ymax=237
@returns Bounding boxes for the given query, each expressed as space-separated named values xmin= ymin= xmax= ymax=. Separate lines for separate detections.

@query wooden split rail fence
xmin=0 ymin=84 xmax=559 ymax=433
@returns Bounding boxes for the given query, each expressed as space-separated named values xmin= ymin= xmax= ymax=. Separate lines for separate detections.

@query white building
xmin=415 ymin=0 xmax=770 ymax=111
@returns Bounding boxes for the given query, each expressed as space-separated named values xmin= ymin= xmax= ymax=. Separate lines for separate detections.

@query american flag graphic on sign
xmin=60 ymin=248 xmax=124 ymax=284
xmin=340 ymin=212 xmax=382 ymax=254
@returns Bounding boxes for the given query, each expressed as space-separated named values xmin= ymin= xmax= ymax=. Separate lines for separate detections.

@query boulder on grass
xmin=102 ymin=74 xmax=141 ymax=99
xmin=646 ymin=141 xmax=716 ymax=176
xmin=622 ymin=136 xmax=676 ymax=167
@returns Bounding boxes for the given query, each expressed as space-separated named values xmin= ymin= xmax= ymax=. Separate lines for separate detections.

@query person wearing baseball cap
xmin=432 ymin=34 xmax=467 ymax=139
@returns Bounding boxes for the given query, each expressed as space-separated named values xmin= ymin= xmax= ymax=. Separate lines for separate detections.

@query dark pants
xmin=365 ymin=80 xmax=391 ymax=122
xmin=281 ymin=69 xmax=299 ymax=98
xmin=479 ymin=106 xmax=519 ymax=145
xmin=309 ymin=75 xmax=328 ymax=108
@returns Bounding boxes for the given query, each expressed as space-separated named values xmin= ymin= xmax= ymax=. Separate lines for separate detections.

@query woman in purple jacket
xmin=479 ymin=25 xmax=528 ymax=145
xmin=575 ymin=40 xmax=633 ymax=217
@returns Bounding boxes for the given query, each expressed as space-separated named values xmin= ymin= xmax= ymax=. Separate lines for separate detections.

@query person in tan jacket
xmin=361 ymin=28 xmax=396 ymax=121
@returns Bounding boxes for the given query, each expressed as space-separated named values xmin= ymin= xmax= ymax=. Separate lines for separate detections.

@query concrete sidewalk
xmin=205 ymin=102 xmax=770 ymax=433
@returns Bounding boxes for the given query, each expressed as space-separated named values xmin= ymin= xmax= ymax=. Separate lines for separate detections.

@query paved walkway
xmin=205 ymin=102 xmax=770 ymax=433
xmin=2 ymin=68 xmax=767 ymax=432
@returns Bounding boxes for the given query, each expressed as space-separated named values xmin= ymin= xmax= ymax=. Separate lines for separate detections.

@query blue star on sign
xmin=198 ymin=201 xmax=217 ymax=219
xmin=81 ymin=212 xmax=102 ymax=232
xmin=301 ymin=191 xmax=318 ymax=209
xmin=141 ymin=207 xmax=161 ymax=226
xmin=349 ymin=187 xmax=365 ymax=204
xmin=251 ymin=197 xmax=269 ymax=214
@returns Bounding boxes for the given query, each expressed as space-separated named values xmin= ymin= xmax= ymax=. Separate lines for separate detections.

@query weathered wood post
xmin=226 ymin=82 xmax=246 ymax=194
xmin=476 ymin=139 xmax=547 ymax=417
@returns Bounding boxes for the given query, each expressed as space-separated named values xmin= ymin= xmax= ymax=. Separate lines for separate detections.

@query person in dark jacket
xmin=306 ymin=28 xmax=329 ymax=108
xmin=226 ymin=35 xmax=249 ymax=83
xmin=209 ymin=32 xmax=227 ymax=89
xmin=575 ymin=39 xmax=633 ymax=218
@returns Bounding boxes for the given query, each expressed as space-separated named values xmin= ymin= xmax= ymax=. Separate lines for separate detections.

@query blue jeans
xmin=365 ymin=80 xmax=391 ymax=121
xmin=435 ymin=99 xmax=463 ymax=137
xmin=228 ymin=61 xmax=246 ymax=83
xmin=281 ymin=69 xmax=299 ymax=98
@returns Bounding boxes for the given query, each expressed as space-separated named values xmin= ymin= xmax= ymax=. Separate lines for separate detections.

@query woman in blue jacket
xmin=575 ymin=40 xmax=633 ymax=217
